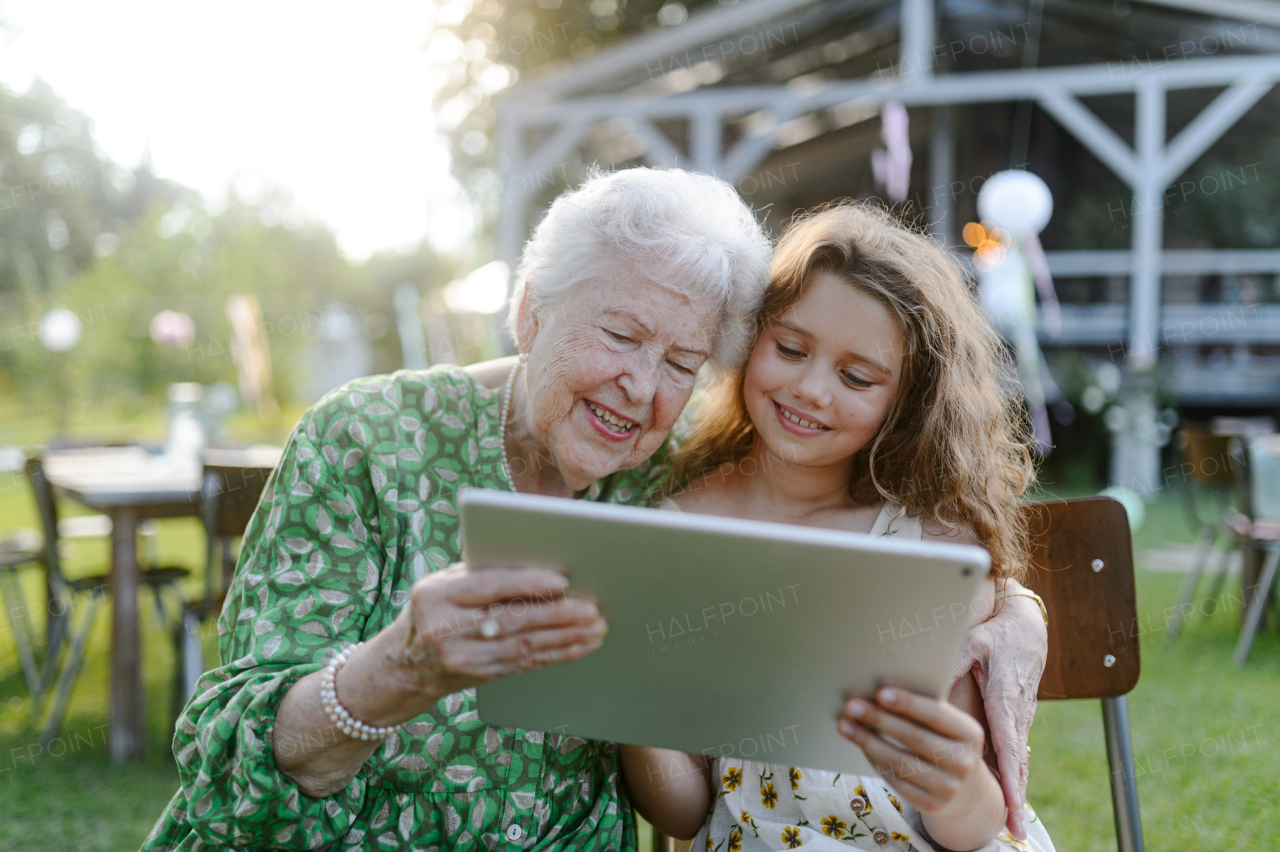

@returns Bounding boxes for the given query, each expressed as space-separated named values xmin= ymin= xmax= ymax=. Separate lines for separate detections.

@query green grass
xmin=1026 ymin=568 xmax=1280 ymax=851
xmin=0 ymin=465 xmax=1276 ymax=850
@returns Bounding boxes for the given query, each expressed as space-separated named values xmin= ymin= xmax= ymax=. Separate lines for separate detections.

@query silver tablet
xmin=459 ymin=488 xmax=990 ymax=776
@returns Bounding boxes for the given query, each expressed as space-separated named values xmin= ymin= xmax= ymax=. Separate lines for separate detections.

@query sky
xmin=0 ymin=0 xmax=474 ymax=259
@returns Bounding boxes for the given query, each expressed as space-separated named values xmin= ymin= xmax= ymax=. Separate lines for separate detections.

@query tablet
xmin=459 ymin=488 xmax=990 ymax=776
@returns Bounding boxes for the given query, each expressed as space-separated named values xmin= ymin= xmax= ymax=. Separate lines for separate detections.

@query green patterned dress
xmin=141 ymin=366 xmax=672 ymax=852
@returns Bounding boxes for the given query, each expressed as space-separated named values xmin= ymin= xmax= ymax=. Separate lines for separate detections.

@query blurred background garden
xmin=2 ymin=0 xmax=1280 ymax=849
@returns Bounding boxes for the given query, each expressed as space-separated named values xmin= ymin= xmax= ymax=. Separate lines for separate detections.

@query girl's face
xmin=743 ymin=270 xmax=906 ymax=470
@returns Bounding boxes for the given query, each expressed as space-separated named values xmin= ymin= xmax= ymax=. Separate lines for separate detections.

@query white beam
xmin=1133 ymin=0 xmax=1280 ymax=28
xmin=899 ymin=0 xmax=934 ymax=84
xmin=504 ymin=54 xmax=1280 ymax=121
xmin=1160 ymin=75 xmax=1275 ymax=184
xmin=496 ymin=108 xmax=526 ymax=282
xmin=928 ymin=105 xmax=954 ymax=244
xmin=1038 ymin=91 xmax=1139 ymax=186
xmin=523 ymin=119 xmax=590 ymax=178
xmin=508 ymin=0 xmax=824 ymax=102
xmin=633 ymin=118 xmax=685 ymax=168
xmin=721 ymin=104 xmax=799 ymax=182
xmin=690 ymin=111 xmax=723 ymax=174
xmin=1045 ymin=249 xmax=1280 ymax=276
xmin=1129 ymin=77 xmax=1167 ymax=369
xmin=1034 ymin=304 xmax=1280 ymax=345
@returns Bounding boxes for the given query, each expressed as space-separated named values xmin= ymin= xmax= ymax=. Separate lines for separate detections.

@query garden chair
xmin=25 ymin=455 xmax=191 ymax=748
xmin=1165 ymin=425 xmax=1239 ymax=639
xmin=1231 ymin=434 xmax=1280 ymax=667
xmin=650 ymin=496 xmax=1145 ymax=852
xmin=173 ymin=451 xmax=277 ymax=707
xmin=0 ymin=525 xmax=45 ymax=705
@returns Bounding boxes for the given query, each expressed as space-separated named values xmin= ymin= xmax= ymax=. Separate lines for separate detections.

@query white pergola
xmin=495 ymin=0 xmax=1280 ymax=493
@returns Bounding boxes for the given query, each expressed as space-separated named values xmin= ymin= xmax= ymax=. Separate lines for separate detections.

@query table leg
xmin=109 ymin=506 xmax=145 ymax=763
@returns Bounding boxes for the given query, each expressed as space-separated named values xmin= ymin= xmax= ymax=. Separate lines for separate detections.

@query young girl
xmin=620 ymin=204 xmax=1055 ymax=852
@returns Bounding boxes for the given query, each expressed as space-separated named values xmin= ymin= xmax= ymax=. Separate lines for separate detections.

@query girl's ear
xmin=514 ymin=284 xmax=538 ymax=353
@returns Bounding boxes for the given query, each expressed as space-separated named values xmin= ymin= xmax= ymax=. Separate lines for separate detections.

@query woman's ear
xmin=515 ymin=284 xmax=538 ymax=353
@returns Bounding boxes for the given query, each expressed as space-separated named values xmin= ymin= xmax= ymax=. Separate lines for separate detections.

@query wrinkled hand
xmin=393 ymin=562 xmax=608 ymax=696
xmin=950 ymin=588 xmax=1047 ymax=840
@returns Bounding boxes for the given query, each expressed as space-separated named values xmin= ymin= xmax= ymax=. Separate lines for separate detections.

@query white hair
xmin=507 ymin=167 xmax=772 ymax=374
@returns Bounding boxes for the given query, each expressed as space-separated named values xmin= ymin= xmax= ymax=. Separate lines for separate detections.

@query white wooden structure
xmin=494 ymin=0 xmax=1280 ymax=492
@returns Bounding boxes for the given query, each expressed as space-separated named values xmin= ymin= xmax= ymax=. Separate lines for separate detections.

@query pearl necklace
xmin=499 ymin=354 xmax=526 ymax=490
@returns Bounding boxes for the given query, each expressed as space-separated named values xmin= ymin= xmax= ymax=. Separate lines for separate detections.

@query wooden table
xmin=43 ymin=447 xmax=201 ymax=763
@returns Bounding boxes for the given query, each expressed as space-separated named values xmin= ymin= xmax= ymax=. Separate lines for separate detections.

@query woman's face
xmin=743 ymin=270 xmax=906 ymax=470
xmin=520 ymin=272 xmax=719 ymax=490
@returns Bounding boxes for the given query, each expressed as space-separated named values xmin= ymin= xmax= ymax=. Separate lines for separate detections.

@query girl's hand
xmin=838 ymin=687 xmax=984 ymax=814
xmin=837 ymin=687 xmax=1005 ymax=849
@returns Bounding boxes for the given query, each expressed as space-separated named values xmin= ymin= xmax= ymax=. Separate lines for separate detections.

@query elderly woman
xmin=142 ymin=168 xmax=1047 ymax=852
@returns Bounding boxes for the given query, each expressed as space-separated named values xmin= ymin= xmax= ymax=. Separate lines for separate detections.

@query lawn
xmin=0 ymin=461 xmax=1277 ymax=850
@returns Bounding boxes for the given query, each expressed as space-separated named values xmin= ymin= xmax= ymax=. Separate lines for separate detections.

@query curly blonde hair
xmin=669 ymin=202 xmax=1036 ymax=580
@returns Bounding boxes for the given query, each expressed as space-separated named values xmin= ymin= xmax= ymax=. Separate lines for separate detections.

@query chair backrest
xmin=24 ymin=456 xmax=64 ymax=578
xmin=1022 ymin=497 xmax=1140 ymax=701
xmin=203 ymin=463 xmax=275 ymax=539
xmin=1177 ymin=424 xmax=1237 ymax=487
xmin=1247 ymin=435 xmax=1280 ymax=521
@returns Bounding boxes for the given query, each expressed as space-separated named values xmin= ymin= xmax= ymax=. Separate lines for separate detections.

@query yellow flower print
xmin=761 ymin=782 xmax=778 ymax=809
xmin=782 ymin=826 xmax=802 ymax=848
xmin=728 ymin=826 xmax=742 ymax=852
xmin=998 ymin=833 xmax=1029 ymax=851
xmin=789 ymin=766 xmax=802 ymax=791
xmin=722 ymin=766 xmax=743 ymax=792
xmin=740 ymin=810 xmax=760 ymax=838
xmin=849 ymin=785 xmax=873 ymax=814
xmin=891 ymin=832 xmax=910 ymax=842
xmin=820 ymin=815 xmax=847 ymax=838
xmin=888 ymin=793 xmax=902 ymax=815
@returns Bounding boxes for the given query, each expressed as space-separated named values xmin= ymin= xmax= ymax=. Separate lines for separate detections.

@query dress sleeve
xmin=169 ymin=389 xmax=391 ymax=850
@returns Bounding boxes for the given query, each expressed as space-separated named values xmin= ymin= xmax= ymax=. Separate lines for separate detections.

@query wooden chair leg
xmin=0 ymin=570 xmax=44 ymax=703
xmin=1167 ymin=525 xmax=1214 ymax=639
xmin=39 ymin=590 xmax=105 ymax=748
xmin=1102 ymin=695 xmax=1145 ymax=852
xmin=650 ymin=830 xmax=676 ymax=852
xmin=180 ymin=608 xmax=205 ymax=699
xmin=1201 ymin=535 xmax=1236 ymax=617
xmin=1233 ymin=546 xmax=1280 ymax=666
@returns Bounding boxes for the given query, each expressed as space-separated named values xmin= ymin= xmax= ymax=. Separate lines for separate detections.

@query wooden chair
xmin=0 ymin=527 xmax=45 ymax=705
xmin=1024 ymin=497 xmax=1143 ymax=852
xmin=24 ymin=456 xmax=191 ymax=748
xmin=650 ymin=496 xmax=1145 ymax=852
xmin=173 ymin=449 xmax=278 ymax=706
xmin=1165 ymin=425 xmax=1239 ymax=639
xmin=1231 ymin=435 xmax=1280 ymax=666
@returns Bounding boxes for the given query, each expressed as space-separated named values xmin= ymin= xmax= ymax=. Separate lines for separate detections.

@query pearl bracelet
xmin=319 ymin=642 xmax=401 ymax=741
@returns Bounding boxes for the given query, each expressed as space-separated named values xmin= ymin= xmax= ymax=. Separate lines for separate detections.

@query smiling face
xmin=742 ymin=270 xmax=906 ymax=470
xmin=517 ymin=270 xmax=719 ymax=490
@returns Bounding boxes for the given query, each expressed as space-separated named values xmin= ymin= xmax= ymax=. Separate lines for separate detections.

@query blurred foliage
xmin=1055 ymin=131 xmax=1280 ymax=252
xmin=0 ymin=81 xmax=454 ymax=427
xmin=1059 ymin=182 xmax=1133 ymax=251
xmin=1174 ymin=141 xmax=1280 ymax=249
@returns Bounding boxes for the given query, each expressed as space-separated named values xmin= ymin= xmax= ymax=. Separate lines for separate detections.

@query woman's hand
xmin=838 ymin=687 xmax=1005 ymax=850
xmin=950 ymin=586 xmax=1047 ymax=840
xmin=274 ymin=562 xmax=606 ymax=797
xmin=388 ymin=562 xmax=609 ymax=695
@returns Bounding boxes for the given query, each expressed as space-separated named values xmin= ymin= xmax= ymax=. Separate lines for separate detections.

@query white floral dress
xmin=661 ymin=499 xmax=1057 ymax=852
